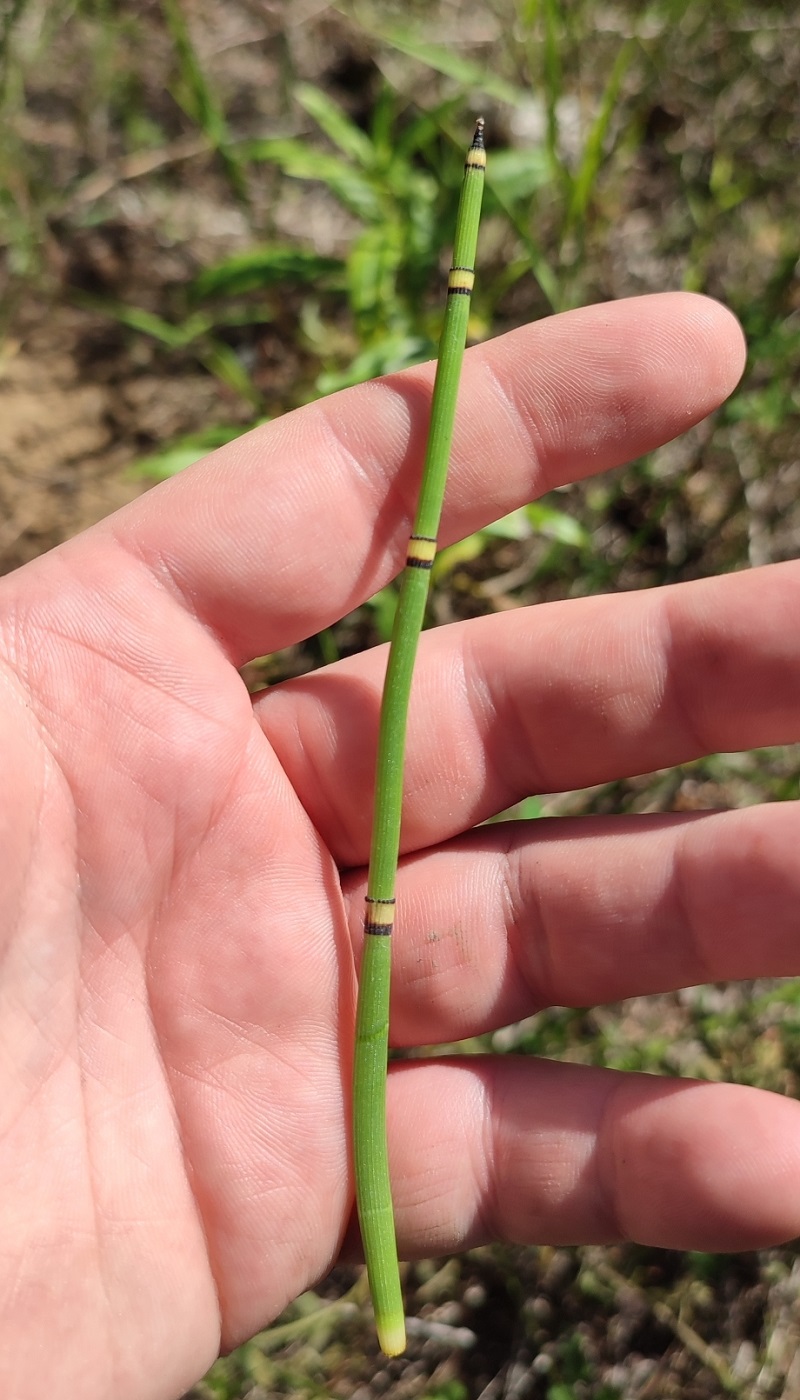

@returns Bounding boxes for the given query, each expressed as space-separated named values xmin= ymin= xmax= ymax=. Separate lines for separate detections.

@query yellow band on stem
xmin=406 ymin=535 xmax=438 ymax=564
xmin=448 ymin=267 xmax=475 ymax=293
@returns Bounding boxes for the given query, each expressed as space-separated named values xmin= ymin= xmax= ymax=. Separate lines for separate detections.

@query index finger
xmin=88 ymin=292 xmax=743 ymax=663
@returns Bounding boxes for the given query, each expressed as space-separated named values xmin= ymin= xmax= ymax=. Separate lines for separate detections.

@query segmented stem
xmin=353 ymin=120 xmax=486 ymax=1357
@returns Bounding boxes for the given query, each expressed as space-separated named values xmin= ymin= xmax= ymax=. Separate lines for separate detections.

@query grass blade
xmin=295 ymin=83 xmax=376 ymax=169
xmin=240 ymin=137 xmax=382 ymax=222
xmin=160 ymin=0 xmax=247 ymax=198
xmin=565 ymin=38 xmax=634 ymax=235
xmin=348 ymin=18 xmax=526 ymax=107
xmin=192 ymin=246 xmax=344 ymax=300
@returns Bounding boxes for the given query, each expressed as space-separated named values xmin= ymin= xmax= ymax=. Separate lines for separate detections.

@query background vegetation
xmin=0 ymin=0 xmax=799 ymax=1395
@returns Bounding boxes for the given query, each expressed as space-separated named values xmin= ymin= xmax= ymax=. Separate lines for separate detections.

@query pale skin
xmin=2 ymin=292 xmax=800 ymax=1400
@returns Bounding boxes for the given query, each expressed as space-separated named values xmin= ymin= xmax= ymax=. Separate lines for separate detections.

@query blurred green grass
xmin=1 ymin=0 xmax=799 ymax=1395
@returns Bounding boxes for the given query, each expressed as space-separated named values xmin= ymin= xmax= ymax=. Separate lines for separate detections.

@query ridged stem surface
xmin=353 ymin=120 xmax=486 ymax=1358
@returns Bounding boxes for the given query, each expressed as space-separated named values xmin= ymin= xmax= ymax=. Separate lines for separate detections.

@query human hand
xmin=2 ymin=292 xmax=798 ymax=1400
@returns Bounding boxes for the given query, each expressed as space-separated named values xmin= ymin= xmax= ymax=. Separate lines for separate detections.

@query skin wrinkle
xmin=501 ymin=829 xmax=556 ymax=1014
xmin=1 ymin=745 xmax=81 ymax=1096
xmin=105 ymin=520 xmax=264 ymax=674
xmin=478 ymin=354 xmax=546 ymax=489
xmin=451 ymin=1070 xmax=486 ymax=1249
xmin=280 ymin=698 xmax=346 ymax=858
xmin=137 ymin=440 xmax=268 ymax=637
xmin=670 ymin=821 xmax=717 ymax=990
xmin=317 ymin=386 xmax=405 ymax=502
xmin=483 ymin=1065 xmax=511 ymax=1244
xmin=0 ymin=730 xmax=48 ymax=981
xmin=496 ymin=835 xmax=532 ymax=1002
xmin=499 ymin=333 xmax=635 ymax=479
xmin=22 ymin=609 xmax=244 ymax=759
xmin=502 ymin=644 xmax=551 ymax=797
xmin=659 ymin=586 xmax=717 ymax=759
xmin=597 ymin=1075 xmax=636 ymax=1245
xmin=312 ymin=397 xmax=415 ymax=570
xmin=167 ymin=730 xmax=258 ymax=891
xmin=495 ymin=585 xmax=696 ymax=801
xmin=0 ymin=1010 xmax=72 ymax=1143
xmin=681 ymin=809 xmax=800 ymax=985
xmin=590 ymin=611 xmax=654 ymax=751
xmin=110 ymin=529 xmax=231 ymax=657
xmin=531 ymin=609 xmax=623 ymax=792
xmin=390 ymin=1061 xmax=491 ymax=1253
xmin=153 ymin=786 xmax=317 ymax=1349
xmin=397 ymin=1129 xmax=454 ymax=1229
xmin=109 ymin=415 xmax=366 ymax=658
xmin=453 ymin=1065 xmax=493 ymax=1250
xmin=313 ymin=377 xmax=462 ymax=607
xmin=163 ymin=1033 xmax=298 ymax=1330
xmin=76 ymin=982 xmax=121 ymax=1393
xmin=259 ymin=659 xmax=382 ymax=869
xmin=462 ymin=610 xmax=548 ymax=809
xmin=602 ymin=594 xmax=663 ymax=737
xmin=450 ymin=626 xmax=492 ymax=827
xmin=486 ymin=1063 xmax=603 ymax=1246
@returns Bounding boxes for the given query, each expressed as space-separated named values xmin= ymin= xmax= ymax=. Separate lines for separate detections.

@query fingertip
xmin=670 ymin=291 xmax=747 ymax=400
xmin=610 ymin=1078 xmax=800 ymax=1251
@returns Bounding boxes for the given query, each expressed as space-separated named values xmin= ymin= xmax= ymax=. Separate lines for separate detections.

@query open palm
xmin=3 ymin=294 xmax=800 ymax=1400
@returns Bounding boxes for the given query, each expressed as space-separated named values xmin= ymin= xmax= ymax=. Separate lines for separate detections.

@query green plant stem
xmin=352 ymin=119 xmax=486 ymax=1358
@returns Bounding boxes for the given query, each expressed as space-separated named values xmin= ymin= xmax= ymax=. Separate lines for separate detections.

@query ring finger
xmin=342 ymin=800 xmax=800 ymax=1044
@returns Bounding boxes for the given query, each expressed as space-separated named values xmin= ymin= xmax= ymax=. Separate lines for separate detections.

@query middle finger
xmin=261 ymin=559 xmax=800 ymax=864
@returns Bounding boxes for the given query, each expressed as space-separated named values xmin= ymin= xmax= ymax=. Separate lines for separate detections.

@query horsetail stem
xmin=353 ymin=119 xmax=486 ymax=1358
